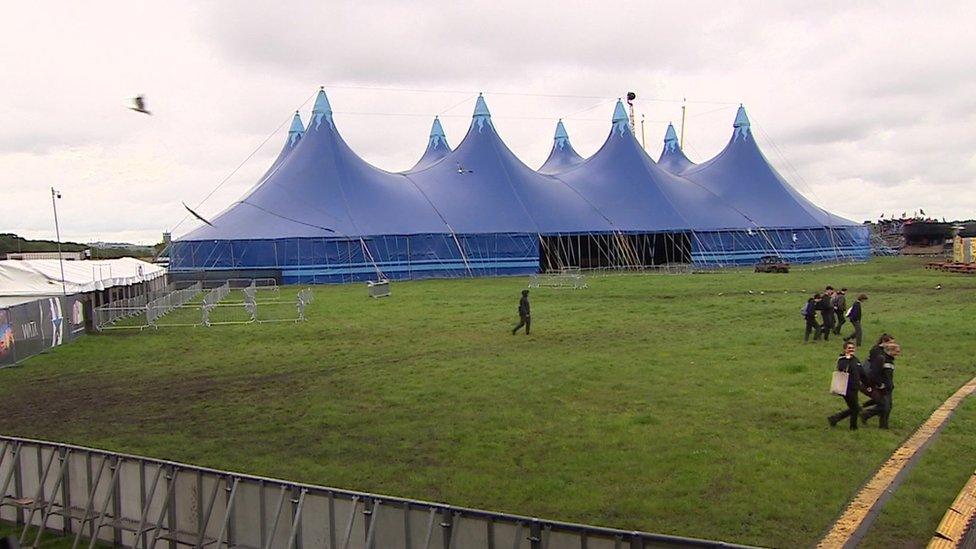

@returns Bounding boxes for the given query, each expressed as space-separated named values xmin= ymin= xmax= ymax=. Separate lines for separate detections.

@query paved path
xmin=818 ymin=376 xmax=976 ymax=549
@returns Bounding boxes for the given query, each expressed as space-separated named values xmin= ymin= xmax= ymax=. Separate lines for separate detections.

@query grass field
xmin=2 ymin=257 xmax=975 ymax=547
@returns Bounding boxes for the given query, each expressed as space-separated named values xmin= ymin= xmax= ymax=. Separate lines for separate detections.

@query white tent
xmin=0 ymin=258 xmax=165 ymax=297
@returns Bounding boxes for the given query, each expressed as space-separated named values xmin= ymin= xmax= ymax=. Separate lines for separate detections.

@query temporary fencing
xmin=528 ymin=269 xmax=587 ymax=290
xmin=0 ymin=435 xmax=753 ymax=549
xmin=93 ymin=281 xmax=310 ymax=331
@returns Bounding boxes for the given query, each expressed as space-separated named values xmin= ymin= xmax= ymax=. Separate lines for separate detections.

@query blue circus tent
xmin=538 ymin=120 xmax=584 ymax=174
xmin=171 ymin=89 xmax=869 ymax=284
xmin=680 ymin=105 xmax=869 ymax=262
xmin=657 ymin=123 xmax=695 ymax=174
xmin=407 ymin=116 xmax=451 ymax=172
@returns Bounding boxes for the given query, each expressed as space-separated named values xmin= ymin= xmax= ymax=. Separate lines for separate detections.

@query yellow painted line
xmin=928 ymin=469 xmax=976 ymax=547
xmin=818 ymin=376 xmax=976 ymax=549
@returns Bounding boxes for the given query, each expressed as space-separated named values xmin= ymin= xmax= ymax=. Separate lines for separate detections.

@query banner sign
xmin=0 ymin=294 xmax=86 ymax=367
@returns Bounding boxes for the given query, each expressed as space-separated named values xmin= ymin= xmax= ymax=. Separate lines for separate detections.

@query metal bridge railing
xmin=0 ymin=436 xmax=753 ymax=549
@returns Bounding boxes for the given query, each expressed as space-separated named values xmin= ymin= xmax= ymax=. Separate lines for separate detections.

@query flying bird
xmin=129 ymin=95 xmax=151 ymax=115
xmin=182 ymin=202 xmax=214 ymax=227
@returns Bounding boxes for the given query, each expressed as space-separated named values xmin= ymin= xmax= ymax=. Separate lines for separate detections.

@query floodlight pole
xmin=640 ymin=114 xmax=646 ymax=150
xmin=680 ymin=98 xmax=687 ymax=148
xmin=51 ymin=187 xmax=67 ymax=296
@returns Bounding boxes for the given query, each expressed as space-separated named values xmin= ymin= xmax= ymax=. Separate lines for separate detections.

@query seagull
xmin=129 ymin=95 xmax=151 ymax=115
xmin=182 ymin=202 xmax=214 ymax=227
xmin=456 ymin=162 xmax=473 ymax=175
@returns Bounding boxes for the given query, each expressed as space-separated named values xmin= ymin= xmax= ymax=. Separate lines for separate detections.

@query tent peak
xmin=663 ymin=123 xmax=680 ymax=153
xmin=733 ymin=104 xmax=750 ymax=140
xmin=612 ymin=99 xmax=630 ymax=136
xmin=553 ymin=119 xmax=571 ymax=150
xmin=312 ymin=88 xmax=334 ymax=129
xmin=427 ymin=116 xmax=449 ymax=151
xmin=288 ymin=112 xmax=305 ymax=146
xmin=429 ymin=116 xmax=446 ymax=139
xmin=554 ymin=119 xmax=569 ymax=140
xmin=472 ymin=93 xmax=492 ymax=132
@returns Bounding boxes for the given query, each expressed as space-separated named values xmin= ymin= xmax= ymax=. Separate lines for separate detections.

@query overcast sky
xmin=3 ymin=1 xmax=974 ymax=244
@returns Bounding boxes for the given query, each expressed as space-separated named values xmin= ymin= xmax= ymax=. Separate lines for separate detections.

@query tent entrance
xmin=539 ymin=233 xmax=692 ymax=272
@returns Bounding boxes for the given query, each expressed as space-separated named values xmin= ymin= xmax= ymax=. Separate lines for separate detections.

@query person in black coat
xmin=512 ymin=289 xmax=531 ymax=335
xmin=861 ymin=341 xmax=900 ymax=429
xmin=832 ymin=289 xmax=847 ymax=335
xmin=844 ymin=293 xmax=868 ymax=346
xmin=819 ymin=286 xmax=836 ymax=340
xmin=860 ymin=333 xmax=893 ymax=408
xmin=829 ymin=341 xmax=863 ymax=430
xmin=804 ymin=294 xmax=821 ymax=342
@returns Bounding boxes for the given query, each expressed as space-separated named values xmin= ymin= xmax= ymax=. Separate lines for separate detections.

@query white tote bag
xmin=830 ymin=371 xmax=849 ymax=396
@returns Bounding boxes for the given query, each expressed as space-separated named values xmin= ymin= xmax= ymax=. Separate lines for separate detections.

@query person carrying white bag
xmin=828 ymin=341 xmax=863 ymax=430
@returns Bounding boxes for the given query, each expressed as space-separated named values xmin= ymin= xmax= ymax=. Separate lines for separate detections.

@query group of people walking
xmin=803 ymin=286 xmax=867 ymax=345
xmin=828 ymin=335 xmax=902 ymax=430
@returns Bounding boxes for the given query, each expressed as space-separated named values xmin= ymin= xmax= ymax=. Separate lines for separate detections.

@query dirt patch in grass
xmin=0 ymin=370 xmax=303 ymax=438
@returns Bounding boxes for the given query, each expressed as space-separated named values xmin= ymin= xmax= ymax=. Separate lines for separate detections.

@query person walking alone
xmin=804 ymin=294 xmax=821 ymax=342
xmin=829 ymin=341 xmax=862 ymax=430
xmin=832 ymin=288 xmax=847 ymax=335
xmin=512 ymin=289 xmax=531 ymax=335
xmin=844 ymin=294 xmax=868 ymax=346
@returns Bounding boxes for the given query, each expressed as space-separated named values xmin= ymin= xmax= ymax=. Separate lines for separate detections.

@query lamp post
xmin=51 ymin=187 xmax=67 ymax=296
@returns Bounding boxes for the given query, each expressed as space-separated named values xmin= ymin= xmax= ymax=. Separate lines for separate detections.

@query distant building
xmin=5 ymin=250 xmax=89 ymax=261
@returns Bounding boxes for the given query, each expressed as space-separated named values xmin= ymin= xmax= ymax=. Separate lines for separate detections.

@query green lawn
xmin=2 ymin=257 xmax=975 ymax=547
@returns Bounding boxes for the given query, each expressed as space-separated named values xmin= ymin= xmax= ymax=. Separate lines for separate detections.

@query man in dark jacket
xmin=804 ymin=295 xmax=821 ymax=342
xmin=832 ymin=288 xmax=847 ymax=335
xmin=861 ymin=341 xmax=900 ymax=428
xmin=844 ymin=293 xmax=867 ymax=346
xmin=819 ymin=287 xmax=835 ymax=340
xmin=512 ymin=289 xmax=531 ymax=335
xmin=829 ymin=341 xmax=862 ymax=430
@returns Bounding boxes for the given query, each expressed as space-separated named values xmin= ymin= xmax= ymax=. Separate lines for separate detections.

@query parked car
xmin=755 ymin=255 xmax=790 ymax=273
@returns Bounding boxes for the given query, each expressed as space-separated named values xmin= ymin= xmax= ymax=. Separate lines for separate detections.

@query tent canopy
xmin=171 ymin=89 xmax=870 ymax=280
xmin=0 ymin=258 xmax=165 ymax=297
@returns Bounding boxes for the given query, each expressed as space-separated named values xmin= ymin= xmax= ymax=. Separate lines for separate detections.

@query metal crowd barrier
xmin=0 ymin=436 xmax=752 ymax=549
xmin=528 ymin=272 xmax=587 ymax=290
xmin=146 ymin=283 xmax=203 ymax=327
xmin=366 ymin=280 xmax=390 ymax=299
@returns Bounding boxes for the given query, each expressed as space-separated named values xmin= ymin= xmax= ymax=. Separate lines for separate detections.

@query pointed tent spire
xmin=663 ymin=123 xmax=679 ymax=153
xmin=312 ymin=87 xmax=333 ymax=129
xmin=612 ymin=99 xmax=630 ymax=136
xmin=428 ymin=116 xmax=447 ymax=148
xmin=554 ymin=119 xmax=570 ymax=150
xmin=288 ymin=111 xmax=305 ymax=146
xmin=733 ymin=104 xmax=750 ymax=140
xmin=472 ymin=93 xmax=492 ymax=132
